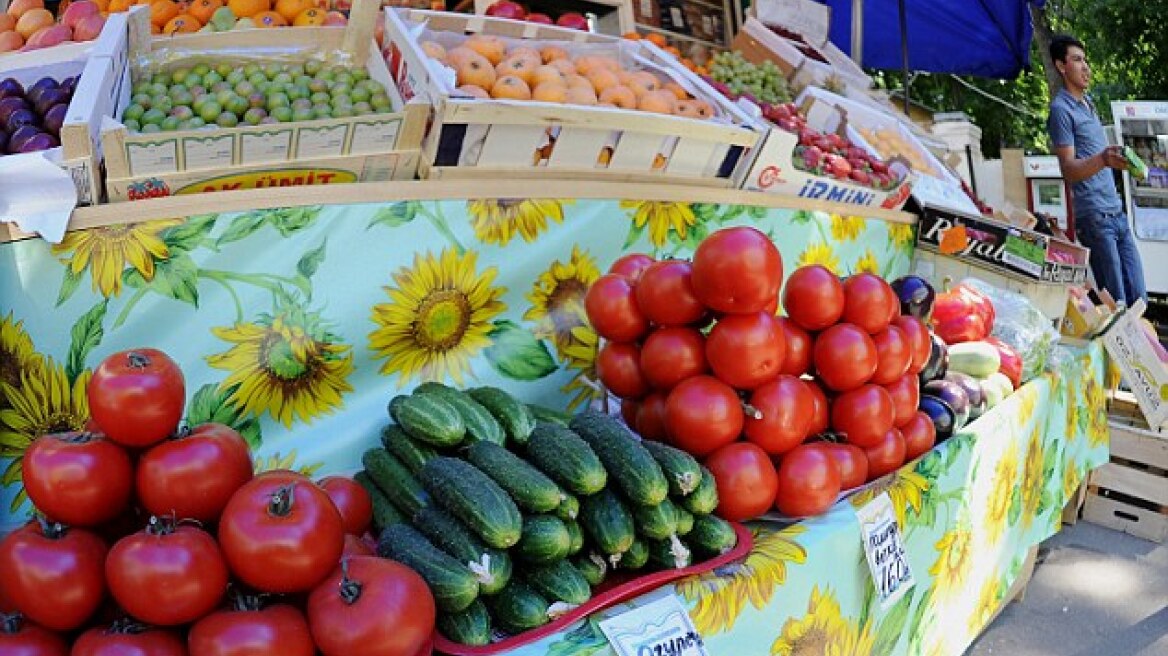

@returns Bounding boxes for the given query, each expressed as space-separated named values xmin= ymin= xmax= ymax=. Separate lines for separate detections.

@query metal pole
xmin=851 ymin=0 xmax=864 ymax=68
xmin=898 ymin=0 xmax=910 ymax=116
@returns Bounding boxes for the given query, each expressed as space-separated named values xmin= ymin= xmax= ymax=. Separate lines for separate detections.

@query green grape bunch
xmin=707 ymin=51 xmax=791 ymax=105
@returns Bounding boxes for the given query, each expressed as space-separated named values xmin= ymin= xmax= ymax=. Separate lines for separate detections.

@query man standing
xmin=1047 ymin=34 xmax=1147 ymax=305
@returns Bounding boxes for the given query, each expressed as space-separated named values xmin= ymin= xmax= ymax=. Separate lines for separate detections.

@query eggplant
xmin=919 ymin=395 xmax=957 ymax=441
xmin=25 ymin=77 xmax=58 ymax=107
xmin=5 ymin=109 xmax=37 ymax=133
xmin=944 ymin=371 xmax=986 ymax=421
xmin=0 ymin=96 xmax=28 ymax=124
xmin=918 ymin=334 xmax=949 ymax=384
xmin=7 ymin=125 xmax=40 ymax=153
xmin=42 ymin=104 xmax=68 ymax=137
xmin=923 ymin=380 xmax=970 ymax=429
xmin=33 ymin=88 xmax=70 ymax=117
xmin=891 ymin=275 xmax=936 ymax=321
xmin=0 ymin=78 xmax=23 ymax=101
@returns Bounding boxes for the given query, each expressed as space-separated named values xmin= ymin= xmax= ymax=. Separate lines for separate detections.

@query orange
xmin=564 ymin=86 xmax=597 ymax=105
xmin=664 ymin=45 xmax=681 ymax=58
xmin=531 ymin=81 xmax=566 ymax=103
xmin=149 ymin=21 xmax=161 ymax=32
xmin=186 ymin=0 xmax=220 ymax=23
xmin=490 ymin=75 xmax=531 ymax=100
xmin=586 ymin=69 xmax=619 ymax=95
xmin=638 ymin=89 xmax=676 ymax=114
xmin=644 ymin=32 xmax=667 ymax=47
xmin=456 ymin=84 xmax=490 ymax=99
xmin=292 ymin=7 xmax=323 ymax=24
xmin=621 ymin=31 xmax=640 ymax=40
xmin=227 ymin=0 xmax=268 ymax=18
xmin=252 ymin=9 xmax=286 ymax=26
xmin=530 ymin=64 xmax=564 ymax=87
xmin=539 ymin=45 xmax=568 ymax=63
xmin=463 ymin=34 xmax=506 ymax=65
xmin=598 ymin=85 xmax=636 ymax=109
xmin=456 ymin=55 xmax=496 ymax=90
xmin=162 ymin=12 xmax=201 ymax=33
xmin=495 ymin=56 xmax=536 ymax=86
xmin=506 ymin=46 xmax=541 ymax=66
xmin=662 ymin=82 xmax=688 ymax=100
xmin=273 ymin=0 xmax=310 ymax=22
xmin=90 ymin=0 xmax=109 ymax=11
xmin=107 ymin=0 xmax=132 ymax=12
xmin=149 ymin=0 xmax=180 ymax=27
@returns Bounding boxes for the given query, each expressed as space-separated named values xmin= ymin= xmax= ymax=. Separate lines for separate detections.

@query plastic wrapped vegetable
xmin=959 ymin=278 xmax=1059 ymax=384
xmin=982 ymin=336 xmax=1022 ymax=389
xmin=930 ymin=279 xmax=995 ymax=344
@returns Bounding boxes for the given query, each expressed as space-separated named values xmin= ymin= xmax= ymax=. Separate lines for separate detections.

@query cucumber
xmin=354 ymin=470 xmax=404 ymax=533
xmin=514 ymin=515 xmax=571 ymax=565
xmin=572 ymin=553 xmax=608 ymax=587
xmin=618 ymin=538 xmax=649 ymax=570
xmin=377 ymin=523 xmax=479 ymax=612
xmin=412 ymin=506 xmax=512 ymax=595
xmin=677 ymin=466 xmax=719 ymax=516
xmin=437 ymin=599 xmax=491 ymax=646
xmin=688 ymin=514 xmax=738 ymax=557
xmin=633 ymin=498 xmax=679 ymax=540
xmin=578 ymin=488 xmax=635 ymax=557
xmin=647 ymin=534 xmax=692 ymax=570
xmin=642 ymin=440 xmax=702 ymax=497
xmin=525 ymin=423 xmax=607 ymax=496
xmin=361 ymin=448 xmax=429 ymax=517
xmin=389 ymin=393 xmax=465 ymax=447
xmin=415 ymin=382 xmax=506 ymax=446
xmin=465 ymin=441 xmax=565 ymax=513
xmin=674 ymin=507 xmax=695 ymax=536
xmin=569 ymin=410 xmax=668 ymax=506
xmin=525 ymin=559 xmax=592 ymax=605
xmin=380 ymin=424 xmax=438 ymax=475
xmin=527 ymin=403 xmax=571 ymax=426
xmin=948 ymin=342 xmax=1002 ymax=378
xmin=488 ymin=582 xmax=550 ymax=633
xmin=467 ymin=386 xmax=536 ymax=447
xmin=420 ymin=457 xmax=523 ymax=549
xmin=556 ymin=494 xmax=580 ymax=521
xmin=564 ymin=519 xmax=584 ymax=556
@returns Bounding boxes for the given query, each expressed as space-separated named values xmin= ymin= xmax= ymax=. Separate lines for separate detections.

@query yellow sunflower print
xmin=985 ymin=446 xmax=1019 ymax=545
xmin=796 ymin=242 xmax=841 ymax=274
xmin=1065 ymin=382 xmax=1080 ymax=442
xmin=929 ymin=519 xmax=974 ymax=601
xmin=621 ymin=200 xmax=696 ymax=248
xmin=850 ymin=468 xmax=929 ymax=531
xmin=888 ymin=222 xmax=915 ymax=248
xmin=1084 ymin=377 xmax=1109 ymax=448
xmin=467 ymin=199 xmax=569 ymax=246
xmin=51 ymin=219 xmax=182 ymax=297
xmin=208 ymin=308 xmax=355 ymax=427
xmin=968 ymin=572 xmax=1002 ymax=634
xmin=559 ymin=325 xmax=603 ymax=411
xmin=0 ymin=313 xmax=42 ymax=404
xmin=830 ymin=214 xmax=866 ymax=242
xmin=255 ymin=450 xmax=325 ymax=477
xmin=523 ymin=246 xmax=601 ymax=357
xmin=0 ymin=358 xmax=90 ymax=510
xmin=368 ymin=249 xmax=506 ymax=387
xmin=1020 ymin=427 xmax=1044 ymax=526
xmin=770 ymin=586 xmax=861 ymax=656
xmin=854 ymin=248 xmax=880 ymax=275
xmin=1063 ymin=457 xmax=1082 ymax=502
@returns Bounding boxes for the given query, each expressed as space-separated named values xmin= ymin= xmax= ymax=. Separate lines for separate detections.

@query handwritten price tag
xmin=599 ymin=594 xmax=710 ymax=656
xmin=856 ymin=492 xmax=915 ymax=610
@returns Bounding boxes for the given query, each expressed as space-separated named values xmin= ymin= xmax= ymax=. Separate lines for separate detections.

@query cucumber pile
xmin=357 ymin=386 xmax=738 ymax=646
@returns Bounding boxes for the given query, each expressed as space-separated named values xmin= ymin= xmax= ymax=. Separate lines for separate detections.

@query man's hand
xmin=1101 ymin=145 xmax=1129 ymax=171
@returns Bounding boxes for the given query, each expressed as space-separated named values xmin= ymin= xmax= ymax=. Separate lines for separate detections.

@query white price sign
xmin=599 ymin=595 xmax=709 ymax=656
xmin=856 ymin=492 xmax=915 ymax=609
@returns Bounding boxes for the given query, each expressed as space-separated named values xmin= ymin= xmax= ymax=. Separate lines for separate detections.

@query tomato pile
xmin=0 ymin=348 xmax=436 ymax=656
xmin=586 ymin=226 xmax=945 ymax=521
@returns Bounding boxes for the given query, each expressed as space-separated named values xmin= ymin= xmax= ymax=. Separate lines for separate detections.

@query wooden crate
xmin=1082 ymin=416 xmax=1168 ymax=543
xmin=471 ymin=0 xmax=636 ymax=37
xmin=383 ymin=8 xmax=766 ymax=188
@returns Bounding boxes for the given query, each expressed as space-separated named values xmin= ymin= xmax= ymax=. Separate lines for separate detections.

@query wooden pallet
xmin=1082 ymin=416 xmax=1168 ymax=543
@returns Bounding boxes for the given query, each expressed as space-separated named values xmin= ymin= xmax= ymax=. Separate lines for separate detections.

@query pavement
xmin=966 ymin=521 xmax=1168 ymax=656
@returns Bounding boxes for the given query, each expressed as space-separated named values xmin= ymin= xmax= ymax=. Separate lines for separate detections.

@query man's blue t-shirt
xmin=1047 ymin=88 xmax=1123 ymax=218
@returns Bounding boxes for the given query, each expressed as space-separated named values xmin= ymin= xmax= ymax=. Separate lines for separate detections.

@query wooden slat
xmin=1089 ymin=462 xmax=1168 ymax=508
xmin=1109 ymin=422 xmax=1168 ymax=470
xmin=1083 ymin=493 xmax=1168 ymax=543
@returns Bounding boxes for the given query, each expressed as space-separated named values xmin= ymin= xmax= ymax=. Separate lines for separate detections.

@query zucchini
xmin=948 ymin=342 xmax=1002 ymax=378
xmin=467 ymin=386 xmax=536 ymax=447
xmin=647 ymin=535 xmax=692 ymax=570
xmin=377 ymin=523 xmax=479 ymax=613
xmin=578 ymin=488 xmax=635 ymax=557
xmin=633 ymin=498 xmax=679 ymax=540
xmin=525 ymin=423 xmax=607 ymax=496
xmin=555 ymin=494 xmax=580 ymax=522
xmin=437 ymin=599 xmax=492 ymax=646
xmin=527 ymin=403 xmax=571 ymax=426
xmin=361 ymin=448 xmax=429 ymax=517
xmin=465 ymin=441 xmax=564 ymax=513
xmin=674 ymin=507 xmax=695 ymax=536
xmin=525 ymin=559 xmax=592 ymax=605
xmin=618 ymin=538 xmax=650 ymax=570
xmin=676 ymin=466 xmax=719 ymax=516
xmin=488 ymin=582 xmax=550 ymax=633
xmin=415 ymin=382 xmax=506 ymax=446
xmin=514 ymin=515 xmax=571 ymax=565
xmin=354 ymin=470 xmax=404 ymax=533
xmin=642 ymin=440 xmax=702 ymax=496
xmin=420 ymin=457 xmax=523 ymax=549
xmin=380 ymin=424 xmax=438 ymax=475
xmin=412 ymin=506 xmax=512 ymax=595
xmin=688 ymin=514 xmax=738 ymax=557
xmin=564 ymin=519 xmax=584 ymax=556
xmin=569 ymin=410 xmax=668 ymax=506
xmin=572 ymin=553 xmax=608 ymax=587
xmin=389 ymin=393 xmax=465 ymax=447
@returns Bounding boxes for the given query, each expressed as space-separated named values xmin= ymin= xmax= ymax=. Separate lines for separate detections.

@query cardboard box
xmin=1098 ymin=299 xmax=1168 ymax=431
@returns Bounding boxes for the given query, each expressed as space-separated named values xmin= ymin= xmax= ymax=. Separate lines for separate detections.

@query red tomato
xmin=811 ymin=442 xmax=868 ymax=490
xmin=635 ymin=260 xmax=706 ymax=326
xmin=901 ymin=412 xmax=937 ymax=461
xmin=894 ymin=316 xmax=932 ymax=375
xmin=864 ymin=428 xmax=907 ymax=480
xmin=307 ymin=556 xmax=436 ymax=656
xmin=584 ymin=274 xmax=650 ymax=342
xmin=0 ymin=521 xmax=107 ymax=631
xmin=782 ymin=264 xmax=844 ymax=331
xmin=804 ymin=380 xmax=830 ymax=437
xmin=777 ymin=318 xmax=811 ymax=376
xmin=691 ymin=226 xmax=783 ymax=314
xmin=136 ymin=422 xmax=254 ymax=524
xmin=72 ymin=622 xmax=186 ymax=656
xmin=343 ymin=533 xmax=375 ymax=557
xmin=189 ymin=601 xmax=315 ymax=656
xmin=842 ymin=273 xmax=896 ymax=335
xmin=88 ymin=348 xmax=186 ymax=448
xmin=812 ymin=323 xmax=877 ymax=392
xmin=639 ymin=326 xmax=708 ymax=390
xmin=882 ymin=280 xmax=901 ymax=326
xmin=596 ymin=341 xmax=651 ymax=399
xmin=22 ymin=431 xmax=132 ymax=527
xmin=871 ymin=325 xmax=911 ymax=385
xmin=884 ymin=374 xmax=920 ymax=428
xmin=704 ymin=442 xmax=778 ymax=521
xmin=608 ymin=253 xmax=655 ymax=281
xmin=743 ymin=375 xmax=813 ymax=456
xmin=620 ymin=399 xmax=640 ymax=428
xmin=219 ymin=472 xmax=345 ymax=594
xmin=318 ymin=476 xmax=374 ymax=536
xmin=665 ymin=376 xmax=744 ymax=457
xmin=831 ymin=384 xmax=894 ymax=448
xmin=634 ymin=392 xmax=669 ymax=441
xmin=774 ymin=444 xmax=841 ymax=517
xmin=0 ymin=614 xmax=68 ymax=656
xmin=705 ymin=312 xmax=786 ymax=390
xmin=106 ymin=519 xmax=228 ymax=626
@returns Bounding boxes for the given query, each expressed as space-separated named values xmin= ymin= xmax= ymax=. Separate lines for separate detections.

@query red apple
xmin=526 ymin=12 xmax=552 ymax=23
xmin=556 ymin=11 xmax=589 ymax=30
xmin=485 ymin=1 xmax=525 ymax=19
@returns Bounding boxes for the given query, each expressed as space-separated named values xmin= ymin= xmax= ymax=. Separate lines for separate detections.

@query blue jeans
xmin=1076 ymin=210 xmax=1147 ymax=305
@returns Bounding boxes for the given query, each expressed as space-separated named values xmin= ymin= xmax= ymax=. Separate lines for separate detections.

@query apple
xmin=555 ymin=11 xmax=589 ymax=30
xmin=485 ymin=0 xmax=525 ymax=19
xmin=525 ymin=12 xmax=552 ymax=23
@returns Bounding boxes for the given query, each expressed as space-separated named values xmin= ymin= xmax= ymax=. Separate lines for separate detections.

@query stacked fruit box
xmin=100 ymin=0 xmax=427 ymax=201
xmin=383 ymin=8 xmax=766 ymax=188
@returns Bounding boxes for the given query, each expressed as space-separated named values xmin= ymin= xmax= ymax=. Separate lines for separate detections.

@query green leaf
xmin=791 ymin=210 xmax=815 ymax=225
xmin=296 ymin=239 xmax=328 ymax=280
xmin=123 ymin=252 xmax=200 ymax=306
xmin=366 ymin=201 xmax=419 ymax=229
xmin=622 ymin=218 xmax=647 ymax=250
xmin=546 ymin=618 xmax=609 ymax=656
xmin=1008 ymin=488 xmax=1022 ymax=524
xmin=163 ymin=214 xmax=218 ymax=252
xmin=871 ymin=586 xmax=915 ymax=655
xmin=65 ymin=300 xmax=108 ymax=384
xmin=484 ymin=320 xmax=558 ymax=381
xmin=905 ymin=588 xmax=933 ymax=649
xmin=748 ymin=204 xmax=768 ymax=219
xmin=269 ymin=206 xmax=321 ymax=236
xmin=56 ymin=265 xmax=83 ymax=307
xmin=185 ymin=383 xmax=263 ymax=449
xmin=720 ymin=204 xmax=746 ymax=223
xmin=216 ymin=212 xmax=267 ymax=246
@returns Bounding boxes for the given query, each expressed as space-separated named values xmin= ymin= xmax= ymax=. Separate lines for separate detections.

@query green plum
xmin=294 ymin=75 xmax=312 ymax=88
xmin=350 ymin=68 xmax=370 ymax=82
xmin=184 ymin=117 xmax=206 ymax=129
xmin=369 ymin=93 xmax=392 ymax=111
xmin=287 ymin=85 xmax=309 ymax=101
xmin=151 ymin=95 xmax=173 ymax=114
xmin=304 ymin=60 xmax=323 ymax=75
xmin=170 ymin=105 xmax=195 ymax=121
xmin=197 ymin=101 xmax=223 ymax=123
xmin=203 ymin=71 xmax=223 ymax=87
xmin=171 ymin=68 xmax=191 ymax=84
xmin=194 ymin=63 xmax=212 ymax=76
xmin=271 ymin=106 xmax=293 ymax=122
xmin=224 ymin=94 xmax=250 ymax=116
xmin=330 ymin=82 xmax=352 ymax=98
xmin=185 ymin=73 xmax=204 ymax=88
xmin=161 ymin=116 xmax=181 ymax=131
xmin=132 ymin=92 xmax=153 ymax=108
xmin=141 ymin=123 xmax=162 ymax=133
xmin=123 ymin=104 xmax=146 ymax=122
xmin=288 ymin=64 xmax=306 ymax=78
xmin=151 ymin=73 xmax=172 ymax=87
xmin=123 ymin=118 xmax=141 ymax=132
xmin=248 ymin=93 xmax=266 ymax=109
xmin=216 ymin=111 xmax=239 ymax=127
xmin=312 ymin=103 xmax=332 ymax=119
xmin=310 ymin=91 xmax=331 ymax=105
xmin=352 ymin=101 xmax=372 ymax=115
xmin=350 ymin=86 xmax=371 ymax=103
xmin=266 ymin=92 xmax=290 ymax=111
xmin=226 ymin=70 xmax=246 ymax=86
xmin=243 ymin=64 xmax=262 ymax=77
xmin=234 ymin=81 xmax=256 ymax=97
xmin=243 ymin=107 xmax=267 ymax=125
xmin=263 ymin=64 xmax=283 ymax=78
xmin=248 ymin=72 xmax=268 ymax=88
xmin=330 ymin=105 xmax=353 ymax=118
xmin=291 ymin=107 xmax=315 ymax=122
xmin=216 ymin=89 xmax=235 ymax=106
xmin=170 ymin=89 xmax=194 ymax=107
xmin=272 ymin=72 xmax=293 ymax=86
xmin=141 ymin=107 xmax=167 ymax=125
xmin=216 ymin=63 xmax=233 ymax=78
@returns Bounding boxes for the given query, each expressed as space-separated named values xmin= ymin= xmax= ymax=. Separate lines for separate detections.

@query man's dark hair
xmin=1050 ymin=34 xmax=1085 ymax=64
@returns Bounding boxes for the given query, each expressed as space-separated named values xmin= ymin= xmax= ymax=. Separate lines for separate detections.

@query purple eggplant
xmin=7 ymin=125 xmax=40 ymax=153
xmin=918 ymin=333 xmax=949 ymax=384
xmin=42 ymin=104 xmax=69 ymax=137
xmin=919 ymin=395 xmax=957 ymax=441
xmin=33 ymin=88 xmax=71 ymax=117
xmin=944 ymin=371 xmax=986 ymax=420
xmin=25 ymin=77 xmax=58 ymax=107
xmin=0 ymin=96 xmax=29 ymax=125
xmin=5 ymin=109 xmax=38 ymax=134
xmin=891 ymin=275 xmax=936 ymax=321
xmin=923 ymin=379 xmax=970 ymax=429
xmin=0 ymin=78 xmax=23 ymax=101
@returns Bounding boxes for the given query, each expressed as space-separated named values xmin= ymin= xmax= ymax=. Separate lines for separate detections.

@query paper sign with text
xmin=599 ymin=594 xmax=710 ymax=656
xmin=856 ymin=492 xmax=915 ymax=609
